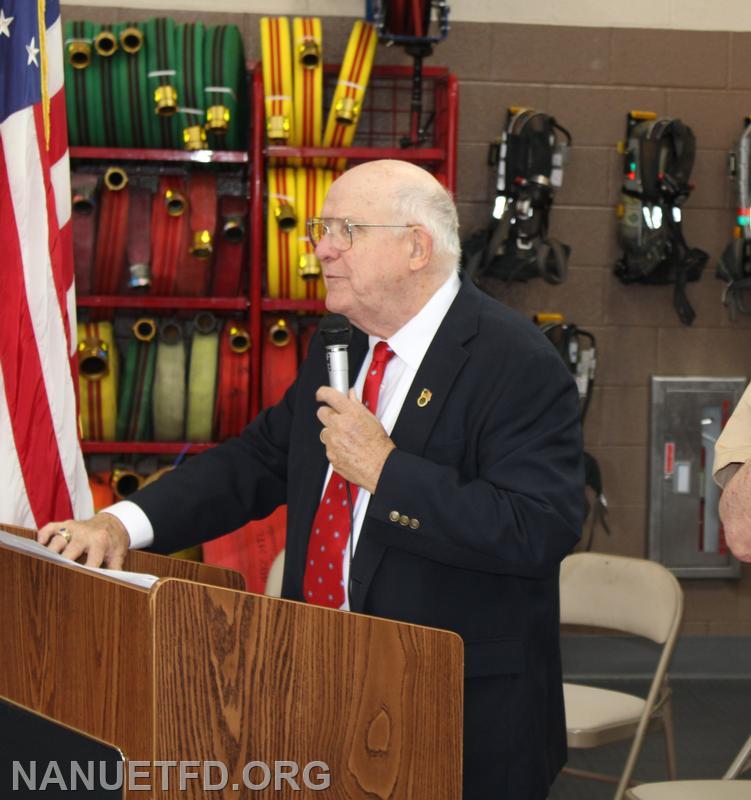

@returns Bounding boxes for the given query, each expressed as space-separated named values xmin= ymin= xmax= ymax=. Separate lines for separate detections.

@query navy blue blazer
xmin=135 ymin=277 xmax=585 ymax=799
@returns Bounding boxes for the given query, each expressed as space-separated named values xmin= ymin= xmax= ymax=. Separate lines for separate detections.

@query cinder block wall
xmin=63 ymin=7 xmax=751 ymax=633
xmin=444 ymin=21 xmax=751 ymax=636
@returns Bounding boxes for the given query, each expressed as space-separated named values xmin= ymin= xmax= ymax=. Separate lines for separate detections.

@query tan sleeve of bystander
xmin=714 ymin=383 xmax=751 ymax=488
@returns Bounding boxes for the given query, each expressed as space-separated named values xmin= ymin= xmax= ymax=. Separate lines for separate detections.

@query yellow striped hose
xmin=295 ymin=167 xmax=330 ymax=301
xmin=260 ymin=17 xmax=295 ymax=146
xmin=321 ymin=21 xmax=377 ymax=170
xmin=266 ymin=166 xmax=302 ymax=299
xmin=292 ymin=17 xmax=323 ymax=160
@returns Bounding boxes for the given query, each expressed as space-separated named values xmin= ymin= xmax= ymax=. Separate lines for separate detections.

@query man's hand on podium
xmin=37 ymin=513 xmax=130 ymax=569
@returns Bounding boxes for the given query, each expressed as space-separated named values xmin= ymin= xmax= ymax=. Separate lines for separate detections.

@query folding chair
xmin=625 ymin=733 xmax=751 ymax=798
xmin=560 ymin=552 xmax=684 ymax=800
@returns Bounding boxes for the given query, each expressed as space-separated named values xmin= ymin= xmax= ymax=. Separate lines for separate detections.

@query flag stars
xmin=26 ymin=36 xmax=39 ymax=67
xmin=0 ymin=9 xmax=13 ymax=37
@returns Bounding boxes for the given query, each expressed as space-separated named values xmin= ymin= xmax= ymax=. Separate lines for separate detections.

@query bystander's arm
xmin=713 ymin=383 xmax=751 ymax=563
xmin=719 ymin=459 xmax=751 ymax=562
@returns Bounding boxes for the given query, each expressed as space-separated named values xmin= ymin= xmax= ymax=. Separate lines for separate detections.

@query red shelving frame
xmin=69 ymin=147 xmax=248 ymax=164
xmin=263 ymin=63 xmax=457 ymax=190
xmin=77 ymin=296 xmax=249 ymax=311
xmin=75 ymin=61 xmax=457 ymax=457
xmin=82 ymin=442 xmax=214 ymax=455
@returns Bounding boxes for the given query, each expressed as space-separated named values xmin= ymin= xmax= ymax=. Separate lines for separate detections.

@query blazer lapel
xmin=349 ymin=278 xmax=482 ymax=611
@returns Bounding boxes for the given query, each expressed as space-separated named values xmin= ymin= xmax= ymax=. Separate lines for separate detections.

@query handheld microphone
xmin=319 ymin=314 xmax=352 ymax=394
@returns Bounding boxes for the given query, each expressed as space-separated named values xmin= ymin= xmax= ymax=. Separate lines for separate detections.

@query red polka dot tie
xmin=304 ymin=341 xmax=395 ymax=607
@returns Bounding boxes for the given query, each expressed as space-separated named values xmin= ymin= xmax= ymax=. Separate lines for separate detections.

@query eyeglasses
xmin=306 ymin=217 xmax=413 ymax=252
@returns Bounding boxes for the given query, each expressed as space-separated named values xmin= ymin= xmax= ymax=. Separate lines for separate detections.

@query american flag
xmin=0 ymin=0 xmax=92 ymax=526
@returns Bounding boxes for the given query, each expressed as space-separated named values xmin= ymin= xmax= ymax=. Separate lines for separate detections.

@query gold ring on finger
xmin=56 ymin=527 xmax=72 ymax=544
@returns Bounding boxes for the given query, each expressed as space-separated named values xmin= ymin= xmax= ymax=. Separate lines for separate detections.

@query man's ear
xmin=408 ymin=226 xmax=433 ymax=272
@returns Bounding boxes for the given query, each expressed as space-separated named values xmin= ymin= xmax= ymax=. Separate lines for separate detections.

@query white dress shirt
xmin=106 ymin=271 xmax=461 ymax=608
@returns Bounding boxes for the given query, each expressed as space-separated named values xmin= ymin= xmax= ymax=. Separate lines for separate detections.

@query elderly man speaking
xmin=40 ymin=160 xmax=585 ymax=799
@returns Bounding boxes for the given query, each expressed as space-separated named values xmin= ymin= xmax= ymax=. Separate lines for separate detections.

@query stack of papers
xmin=0 ymin=530 xmax=159 ymax=589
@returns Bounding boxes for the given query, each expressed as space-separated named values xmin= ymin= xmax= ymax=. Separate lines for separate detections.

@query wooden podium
xmin=0 ymin=524 xmax=463 ymax=798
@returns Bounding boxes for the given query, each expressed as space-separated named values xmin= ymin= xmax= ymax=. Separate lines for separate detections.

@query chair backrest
xmin=560 ymin=552 xmax=683 ymax=644
xmin=264 ymin=549 xmax=285 ymax=598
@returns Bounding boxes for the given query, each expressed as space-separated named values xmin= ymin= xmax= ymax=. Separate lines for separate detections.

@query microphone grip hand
xmin=316 ymin=386 xmax=395 ymax=494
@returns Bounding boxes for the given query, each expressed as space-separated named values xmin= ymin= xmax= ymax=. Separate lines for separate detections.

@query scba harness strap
xmin=462 ymin=108 xmax=571 ymax=285
xmin=717 ymin=119 xmax=751 ymax=318
xmin=538 ymin=318 xmax=610 ymax=552
xmin=615 ymin=114 xmax=708 ymax=326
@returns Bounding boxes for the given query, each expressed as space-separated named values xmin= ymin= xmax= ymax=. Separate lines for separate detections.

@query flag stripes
xmin=0 ymin=0 xmax=92 ymax=527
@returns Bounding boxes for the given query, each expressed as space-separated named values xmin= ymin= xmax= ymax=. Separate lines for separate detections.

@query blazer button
xmin=389 ymin=510 xmax=400 ymax=523
xmin=399 ymin=514 xmax=409 ymax=526
xmin=409 ymin=518 xmax=420 ymax=530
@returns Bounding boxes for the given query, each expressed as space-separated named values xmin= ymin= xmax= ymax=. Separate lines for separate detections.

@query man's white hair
xmin=391 ymin=179 xmax=461 ymax=271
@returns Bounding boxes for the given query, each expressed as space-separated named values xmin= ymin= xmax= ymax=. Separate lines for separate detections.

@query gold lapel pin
xmin=417 ymin=388 xmax=432 ymax=408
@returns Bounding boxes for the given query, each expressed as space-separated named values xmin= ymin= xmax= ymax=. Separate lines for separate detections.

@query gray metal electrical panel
xmin=649 ymin=376 xmax=747 ymax=578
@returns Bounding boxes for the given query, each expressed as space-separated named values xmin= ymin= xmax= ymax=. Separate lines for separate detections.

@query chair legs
xmin=662 ymin=696 xmax=678 ymax=780
xmin=724 ymin=734 xmax=751 ymax=779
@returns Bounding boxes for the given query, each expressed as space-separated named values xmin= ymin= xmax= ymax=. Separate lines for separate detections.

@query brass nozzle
xmin=94 ymin=28 xmax=118 ymax=57
xmin=133 ymin=318 xmax=157 ymax=342
xmin=267 ymin=114 xmax=290 ymax=142
xmin=110 ymin=468 xmax=143 ymax=499
xmin=298 ymin=252 xmax=321 ymax=279
xmin=274 ymin=200 xmax=296 ymax=231
xmin=77 ymin=337 xmax=110 ymax=380
xmin=72 ymin=185 xmax=97 ymax=215
xmin=268 ymin=318 xmax=291 ymax=347
xmin=154 ymin=85 xmax=178 ymax=116
xmin=164 ymin=188 xmax=187 ymax=217
xmin=334 ymin=96 xmax=359 ymax=126
xmin=228 ymin=324 xmax=251 ymax=354
xmin=222 ymin=215 xmax=245 ymax=243
xmin=190 ymin=230 xmax=213 ymax=259
xmin=119 ymin=25 xmax=143 ymax=54
xmin=67 ymin=40 xmax=92 ymax=70
xmin=183 ymin=124 xmax=207 ymax=151
xmin=206 ymin=105 xmax=230 ymax=133
xmin=103 ymin=166 xmax=128 ymax=192
xmin=298 ymin=37 xmax=321 ymax=69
